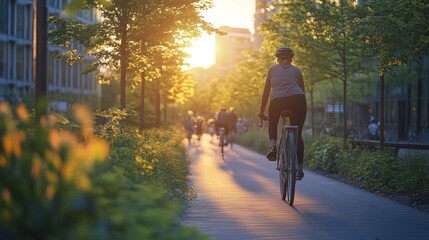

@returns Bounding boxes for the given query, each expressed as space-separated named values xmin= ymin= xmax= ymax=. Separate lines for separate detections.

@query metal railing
xmin=350 ymin=139 xmax=429 ymax=156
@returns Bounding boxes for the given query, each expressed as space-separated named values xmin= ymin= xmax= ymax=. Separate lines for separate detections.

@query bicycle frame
xmin=278 ymin=112 xmax=298 ymax=205
xmin=260 ymin=110 xmax=299 ymax=205
xmin=219 ymin=127 xmax=225 ymax=158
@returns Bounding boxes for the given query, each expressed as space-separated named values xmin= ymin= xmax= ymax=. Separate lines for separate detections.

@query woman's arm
xmin=259 ymin=69 xmax=271 ymax=115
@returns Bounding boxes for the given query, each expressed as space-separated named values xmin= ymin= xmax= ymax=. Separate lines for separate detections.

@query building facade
xmin=0 ymin=0 xmax=99 ymax=108
xmin=254 ymin=0 xmax=278 ymax=50
xmin=215 ymin=26 xmax=252 ymax=71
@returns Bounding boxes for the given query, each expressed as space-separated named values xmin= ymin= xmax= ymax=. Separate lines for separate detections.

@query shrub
xmin=0 ymin=103 xmax=108 ymax=239
xmin=88 ymin=168 xmax=208 ymax=240
xmin=95 ymin=112 xmax=195 ymax=201
xmin=236 ymin=129 xmax=270 ymax=154
xmin=398 ymin=154 xmax=429 ymax=198
xmin=355 ymin=150 xmax=400 ymax=193
xmin=0 ymin=103 xmax=207 ymax=239
xmin=305 ymin=134 xmax=429 ymax=201
xmin=307 ymin=135 xmax=344 ymax=174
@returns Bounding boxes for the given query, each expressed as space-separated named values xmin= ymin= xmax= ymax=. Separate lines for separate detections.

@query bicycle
xmin=260 ymin=110 xmax=298 ymax=206
xmin=228 ymin=130 xmax=236 ymax=149
xmin=218 ymin=127 xmax=225 ymax=158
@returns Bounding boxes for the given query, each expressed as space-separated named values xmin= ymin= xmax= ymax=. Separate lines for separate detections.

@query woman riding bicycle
xmin=258 ymin=46 xmax=307 ymax=180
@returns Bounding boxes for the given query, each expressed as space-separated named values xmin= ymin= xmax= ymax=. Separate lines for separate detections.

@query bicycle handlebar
xmin=259 ymin=114 xmax=269 ymax=127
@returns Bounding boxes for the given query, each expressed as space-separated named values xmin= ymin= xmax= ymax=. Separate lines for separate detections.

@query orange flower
xmin=86 ymin=138 xmax=109 ymax=162
xmin=31 ymin=155 xmax=42 ymax=178
xmin=74 ymin=104 xmax=93 ymax=135
xmin=0 ymin=155 xmax=6 ymax=167
xmin=0 ymin=102 xmax=11 ymax=115
xmin=2 ymin=188 xmax=11 ymax=204
xmin=16 ymin=104 xmax=29 ymax=122
xmin=76 ymin=176 xmax=90 ymax=191
xmin=2 ymin=131 xmax=25 ymax=157
xmin=46 ymin=185 xmax=55 ymax=200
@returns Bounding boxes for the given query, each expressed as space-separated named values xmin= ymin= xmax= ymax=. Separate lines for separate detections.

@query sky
xmin=184 ymin=0 xmax=255 ymax=69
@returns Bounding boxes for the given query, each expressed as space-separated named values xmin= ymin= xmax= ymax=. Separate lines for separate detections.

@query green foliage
xmin=236 ymin=129 xmax=270 ymax=154
xmin=307 ymin=135 xmax=344 ymax=174
xmin=398 ymin=155 xmax=429 ymax=199
xmin=89 ymin=168 xmax=207 ymax=240
xmin=0 ymin=103 xmax=109 ymax=239
xmin=0 ymin=102 xmax=206 ymax=239
xmin=306 ymin=135 xmax=429 ymax=200
xmin=352 ymin=150 xmax=400 ymax=193
xmin=357 ymin=0 xmax=429 ymax=73
xmin=95 ymin=110 xmax=196 ymax=200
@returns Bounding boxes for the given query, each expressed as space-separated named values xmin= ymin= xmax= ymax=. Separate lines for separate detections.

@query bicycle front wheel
xmin=286 ymin=131 xmax=297 ymax=205
xmin=220 ymin=132 xmax=224 ymax=157
xmin=278 ymin=135 xmax=287 ymax=200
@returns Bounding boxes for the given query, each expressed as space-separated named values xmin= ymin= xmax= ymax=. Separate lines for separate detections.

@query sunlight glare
xmin=184 ymin=34 xmax=215 ymax=69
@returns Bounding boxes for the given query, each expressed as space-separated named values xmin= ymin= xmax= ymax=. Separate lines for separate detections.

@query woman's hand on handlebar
xmin=258 ymin=113 xmax=268 ymax=127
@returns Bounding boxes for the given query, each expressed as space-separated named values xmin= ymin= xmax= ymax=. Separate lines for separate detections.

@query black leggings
xmin=268 ymin=95 xmax=307 ymax=165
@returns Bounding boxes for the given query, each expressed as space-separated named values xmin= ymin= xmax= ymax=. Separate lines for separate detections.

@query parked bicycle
xmin=260 ymin=110 xmax=298 ymax=206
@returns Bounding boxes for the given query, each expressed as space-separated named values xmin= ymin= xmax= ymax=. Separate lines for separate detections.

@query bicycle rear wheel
xmin=220 ymin=130 xmax=224 ymax=157
xmin=278 ymin=134 xmax=287 ymax=200
xmin=286 ymin=131 xmax=297 ymax=205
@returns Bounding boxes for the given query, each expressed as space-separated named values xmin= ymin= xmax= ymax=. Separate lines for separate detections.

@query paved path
xmin=181 ymin=134 xmax=429 ymax=240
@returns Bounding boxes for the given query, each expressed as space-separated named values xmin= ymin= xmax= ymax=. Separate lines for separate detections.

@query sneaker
xmin=266 ymin=147 xmax=277 ymax=161
xmin=296 ymin=170 xmax=304 ymax=180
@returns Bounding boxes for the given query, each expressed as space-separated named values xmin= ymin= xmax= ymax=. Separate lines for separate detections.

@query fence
xmin=350 ymin=139 xmax=429 ymax=157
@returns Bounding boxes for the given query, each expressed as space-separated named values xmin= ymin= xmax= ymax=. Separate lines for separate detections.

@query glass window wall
xmin=0 ymin=0 xmax=9 ymax=34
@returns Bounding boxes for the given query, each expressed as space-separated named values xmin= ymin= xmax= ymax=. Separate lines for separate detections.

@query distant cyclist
xmin=195 ymin=116 xmax=204 ymax=141
xmin=228 ymin=107 xmax=238 ymax=139
xmin=214 ymin=107 xmax=230 ymax=146
xmin=258 ymin=46 xmax=307 ymax=180
xmin=184 ymin=110 xmax=195 ymax=146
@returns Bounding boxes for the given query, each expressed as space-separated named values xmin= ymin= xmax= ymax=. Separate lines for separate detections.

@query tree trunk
xmin=163 ymin=93 xmax=167 ymax=123
xmin=379 ymin=73 xmax=385 ymax=149
xmin=119 ymin=8 xmax=129 ymax=110
xmin=310 ymin=85 xmax=314 ymax=137
xmin=139 ymin=71 xmax=145 ymax=131
xmin=342 ymin=44 xmax=348 ymax=145
xmin=34 ymin=0 xmax=48 ymax=119
xmin=155 ymin=78 xmax=161 ymax=128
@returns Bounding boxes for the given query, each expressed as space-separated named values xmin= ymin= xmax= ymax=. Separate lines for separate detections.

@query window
xmin=16 ymin=45 xmax=23 ymax=80
xmin=0 ymin=41 xmax=7 ymax=78
xmin=25 ymin=4 xmax=32 ymax=40
xmin=25 ymin=46 xmax=32 ymax=82
xmin=9 ymin=42 xmax=14 ymax=79
xmin=17 ymin=5 xmax=25 ymax=38
xmin=48 ymin=52 xmax=55 ymax=84
xmin=0 ymin=0 xmax=9 ymax=34
xmin=61 ymin=60 xmax=67 ymax=87
xmin=49 ymin=0 xmax=59 ymax=9
xmin=10 ymin=3 xmax=15 ymax=36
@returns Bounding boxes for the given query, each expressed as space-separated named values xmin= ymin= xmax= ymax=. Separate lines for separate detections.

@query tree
xmin=262 ymin=0 xmax=366 ymax=141
xmin=356 ymin=0 xmax=429 ymax=148
xmin=48 ymin=0 xmax=217 ymax=130
xmin=129 ymin=0 xmax=217 ymax=129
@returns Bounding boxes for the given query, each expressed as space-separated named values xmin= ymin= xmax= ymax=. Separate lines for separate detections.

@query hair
xmin=275 ymin=46 xmax=294 ymax=68
xmin=277 ymin=57 xmax=292 ymax=68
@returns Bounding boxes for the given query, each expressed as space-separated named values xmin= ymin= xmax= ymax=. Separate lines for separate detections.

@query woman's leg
xmin=289 ymin=95 xmax=307 ymax=168
xmin=268 ymin=100 xmax=281 ymax=145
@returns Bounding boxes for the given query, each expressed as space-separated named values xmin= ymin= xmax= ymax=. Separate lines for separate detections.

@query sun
xmin=184 ymin=34 xmax=215 ymax=69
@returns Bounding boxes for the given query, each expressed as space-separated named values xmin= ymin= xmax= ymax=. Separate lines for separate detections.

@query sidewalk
xmin=182 ymin=135 xmax=429 ymax=240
